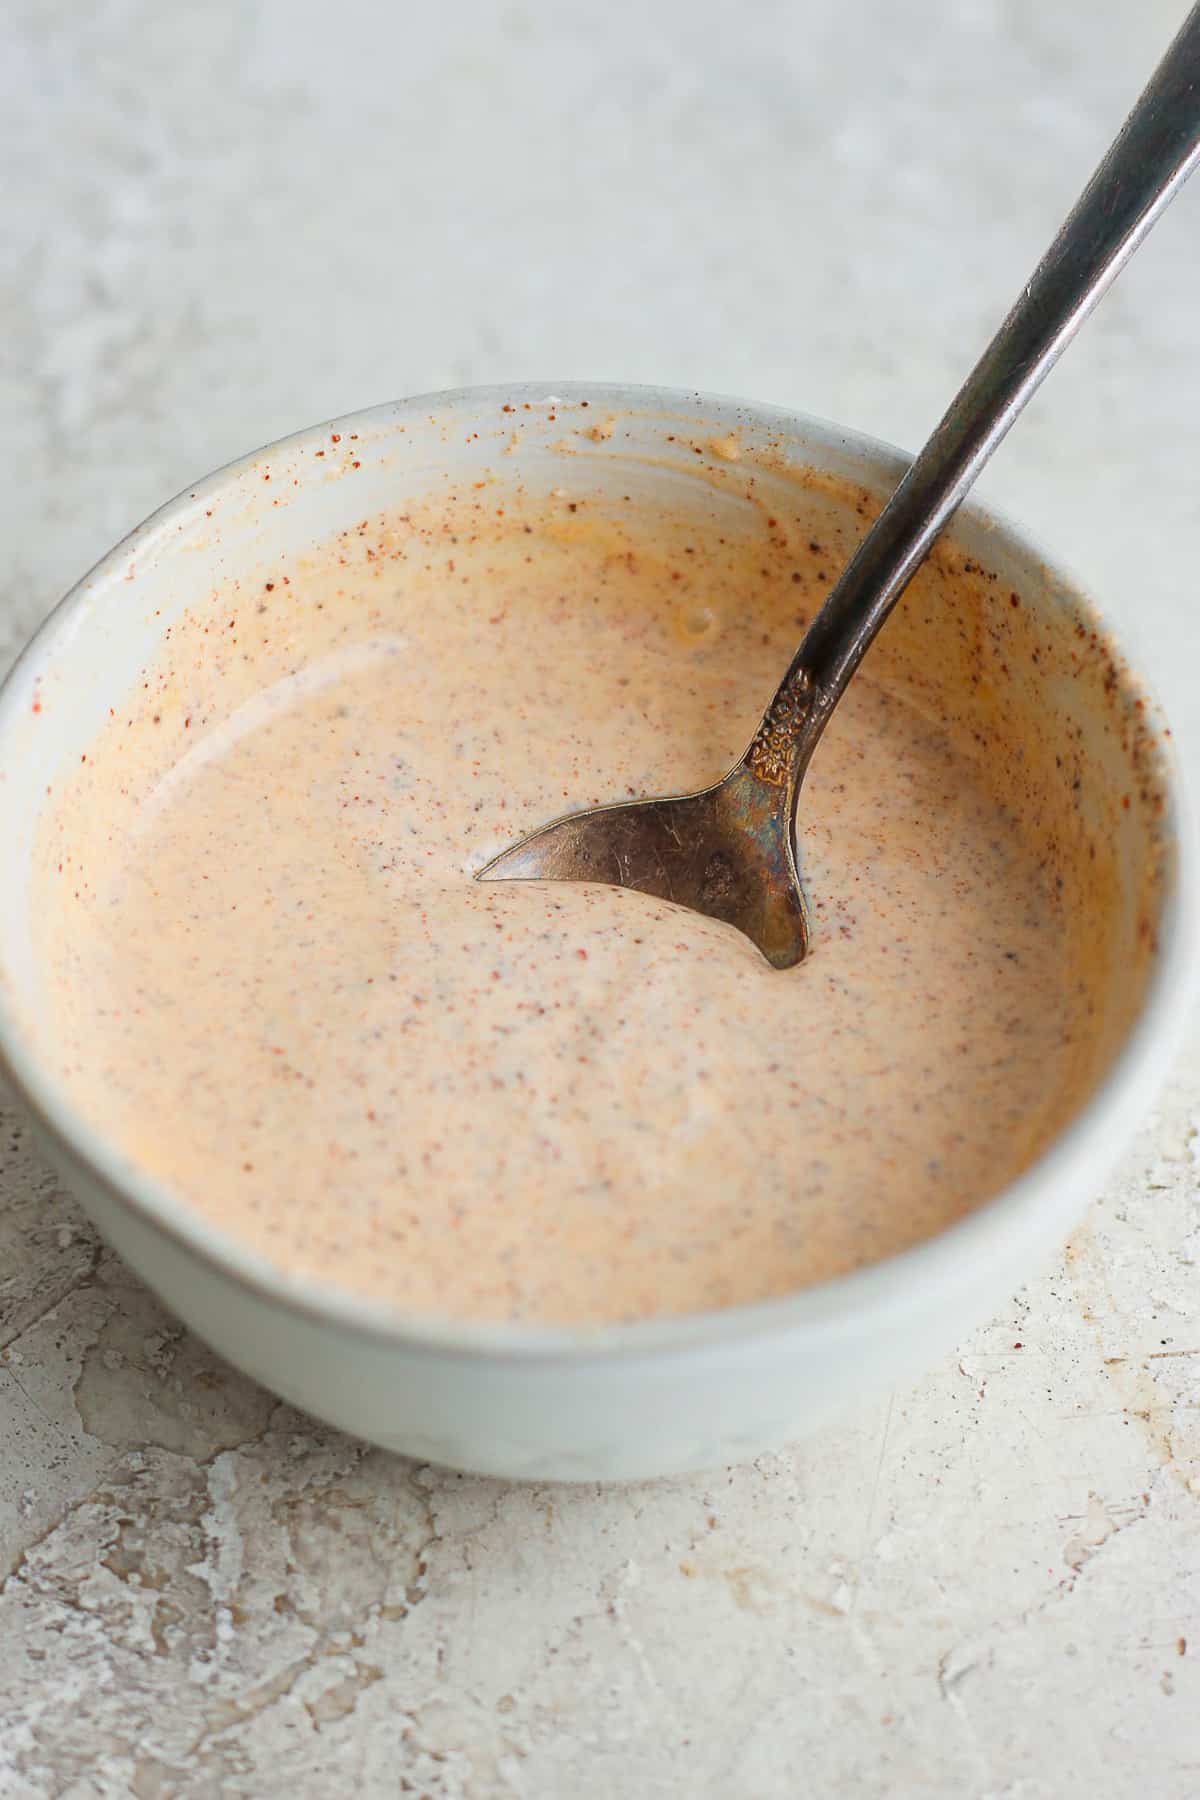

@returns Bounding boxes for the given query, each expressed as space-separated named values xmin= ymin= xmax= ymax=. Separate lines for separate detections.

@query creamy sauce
xmin=34 ymin=488 xmax=1101 ymax=1324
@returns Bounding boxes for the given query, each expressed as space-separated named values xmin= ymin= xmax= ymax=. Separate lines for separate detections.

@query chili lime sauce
xmin=32 ymin=481 xmax=1119 ymax=1324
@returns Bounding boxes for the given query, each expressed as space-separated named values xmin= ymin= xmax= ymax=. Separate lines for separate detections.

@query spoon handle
xmin=776 ymin=2 xmax=1200 ymax=760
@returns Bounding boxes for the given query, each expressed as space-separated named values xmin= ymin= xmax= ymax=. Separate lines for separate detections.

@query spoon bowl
xmin=481 ymin=724 xmax=812 ymax=967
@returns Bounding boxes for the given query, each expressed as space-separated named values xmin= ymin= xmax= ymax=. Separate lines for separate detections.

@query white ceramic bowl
xmin=0 ymin=384 xmax=1194 ymax=1481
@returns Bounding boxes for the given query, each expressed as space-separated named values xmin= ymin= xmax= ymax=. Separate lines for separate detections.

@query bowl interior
xmin=0 ymin=384 xmax=1183 ymax=1343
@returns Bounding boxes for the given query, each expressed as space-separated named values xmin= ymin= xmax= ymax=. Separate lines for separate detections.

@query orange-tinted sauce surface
xmin=34 ymin=491 xmax=1096 ymax=1323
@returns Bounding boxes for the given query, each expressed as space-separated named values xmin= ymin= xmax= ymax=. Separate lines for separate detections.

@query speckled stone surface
xmin=3 ymin=1 xmax=1199 ymax=1793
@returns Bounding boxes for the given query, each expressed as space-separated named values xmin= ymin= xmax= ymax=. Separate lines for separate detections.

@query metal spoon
xmin=480 ymin=8 xmax=1200 ymax=967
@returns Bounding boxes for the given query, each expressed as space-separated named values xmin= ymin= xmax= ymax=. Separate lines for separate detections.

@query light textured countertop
xmin=3 ymin=2 xmax=1199 ymax=1793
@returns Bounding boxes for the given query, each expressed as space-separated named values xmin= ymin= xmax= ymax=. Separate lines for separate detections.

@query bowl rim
xmin=1 ymin=378 xmax=1195 ymax=1366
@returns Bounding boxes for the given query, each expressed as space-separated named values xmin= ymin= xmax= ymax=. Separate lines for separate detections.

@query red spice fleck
xmin=331 ymin=433 xmax=341 ymax=443
xmin=1013 ymin=1341 xmax=1023 ymax=1350
xmin=265 ymin=581 xmax=275 ymax=591
xmin=351 ymin=460 xmax=361 ymax=469
xmin=31 ymin=701 xmax=41 ymax=715
xmin=576 ymin=948 xmax=588 ymax=960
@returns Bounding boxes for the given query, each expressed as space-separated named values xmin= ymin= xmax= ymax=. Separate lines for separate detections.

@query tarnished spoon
xmin=480 ymin=7 xmax=1200 ymax=967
